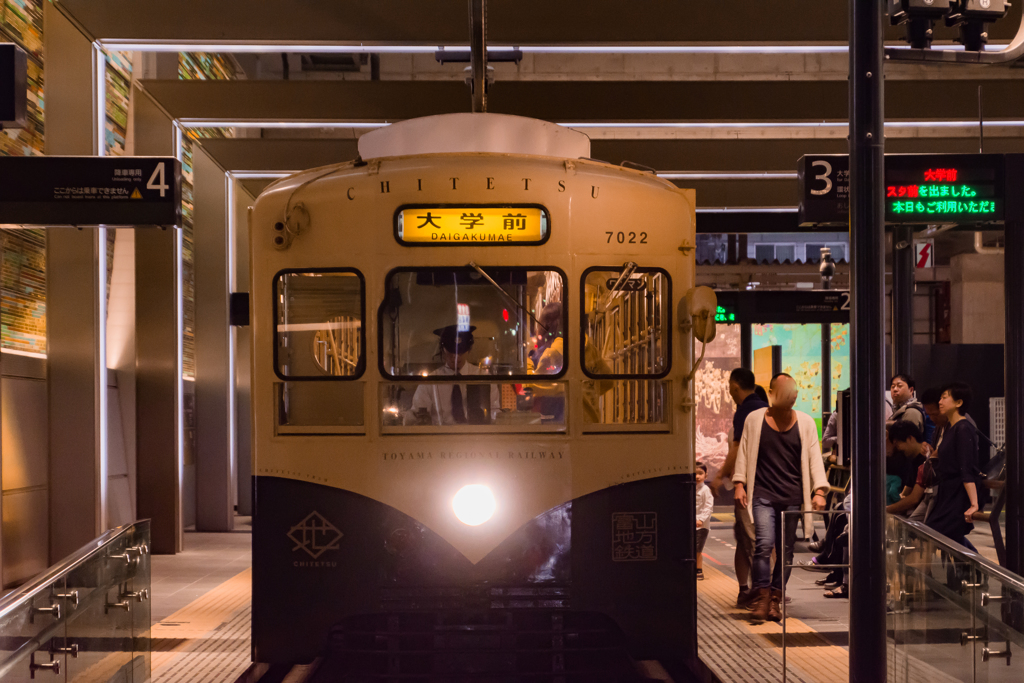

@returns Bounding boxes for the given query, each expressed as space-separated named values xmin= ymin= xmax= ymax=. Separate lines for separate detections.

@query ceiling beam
xmin=201 ymin=138 xmax=359 ymax=171
xmin=56 ymin=0 xmax=1021 ymax=44
xmin=200 ymin=136 xmax=1024 ymax=175
xmin=201 ymin=136 xmax=1024 ymax=211
xmin=144 ymin=79 xmax=1024 ymax=124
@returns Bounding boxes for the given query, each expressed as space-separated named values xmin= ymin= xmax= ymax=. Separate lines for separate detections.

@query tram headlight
xmin=452 ymin=484 xmax=496 ymax=526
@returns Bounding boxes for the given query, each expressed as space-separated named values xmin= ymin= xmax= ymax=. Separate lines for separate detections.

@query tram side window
xmin=380 ymin=267 xmax=567 ymax=428
xmin=581 ymin=266 xmax=670 ymax=378
xmin=274 ymin=270 xmax=365 ymax=379
xmin=581 ymin=266 xmax=671 ymax=428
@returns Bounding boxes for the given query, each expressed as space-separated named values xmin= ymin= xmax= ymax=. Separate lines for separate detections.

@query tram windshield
xmin=381 ymin=267 xmax=566 ymax=379
xmin=380 ymin=267 xmax=566 ymax=429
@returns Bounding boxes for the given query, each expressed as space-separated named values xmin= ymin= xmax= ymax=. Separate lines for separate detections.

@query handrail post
xmin=849 ymin=0 xmax=889 ymax=681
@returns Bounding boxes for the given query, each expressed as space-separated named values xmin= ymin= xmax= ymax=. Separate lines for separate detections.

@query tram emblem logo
xmin=612 ymin=512 xmax=658 ymax=562
xmin=288 ymin=511 xmax=343 ymax=559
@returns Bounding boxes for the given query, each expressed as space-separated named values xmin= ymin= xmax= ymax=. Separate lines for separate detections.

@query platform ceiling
xmin=51 ymin=0 xmax=1024 ymax=44
xmin=52 ymin=0 xmax=1024 ymax=208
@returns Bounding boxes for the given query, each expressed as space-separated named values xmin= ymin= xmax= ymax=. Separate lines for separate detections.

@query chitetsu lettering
xmin=293 ymin=561 xmax=338 ymax=568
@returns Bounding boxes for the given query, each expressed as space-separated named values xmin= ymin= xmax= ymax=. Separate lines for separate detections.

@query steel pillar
xmin=1004 ymin=154 xmax=1024 ymax=578
xmin=892 ymin=225 xmax=915 ymax=375
xmin=849 ymin=0 xmax=888 ymax=681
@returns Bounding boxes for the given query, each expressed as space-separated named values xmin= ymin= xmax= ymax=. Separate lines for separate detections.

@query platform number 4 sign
xmin=146 ymin=161 xmax=169 ymax=197
xmin=915 ymin=240 xmax=934 ymax=269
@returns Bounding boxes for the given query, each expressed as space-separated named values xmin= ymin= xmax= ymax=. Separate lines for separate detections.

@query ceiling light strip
xmin=698 ymin=207 xmax=798 ymax=213
xmin=659 ymin=172 xmax=798 ymax=180
xmin=98 ymin=39 xmax=1006 ymax=55
xmin=176 ymin=119 xmax=1024 ymax=131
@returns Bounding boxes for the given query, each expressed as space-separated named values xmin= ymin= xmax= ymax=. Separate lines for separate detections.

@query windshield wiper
xmin=467 ymin=262 xmax=550 ymax=334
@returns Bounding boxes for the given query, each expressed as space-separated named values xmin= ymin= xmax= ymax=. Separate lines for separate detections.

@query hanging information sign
xmin=0 ymin=156 xmax=181 ymax=227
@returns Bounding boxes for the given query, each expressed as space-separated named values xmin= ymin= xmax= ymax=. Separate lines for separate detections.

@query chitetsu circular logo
xmin=288 ymin=511 xmax=343 ymax=559
xmin=981 ymin=0 xmax=991 ymax=7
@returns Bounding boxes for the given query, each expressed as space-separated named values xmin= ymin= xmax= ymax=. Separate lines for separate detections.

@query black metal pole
xmin=469 ymin=0 xmax=487 ymax=112
xmin=1004 ymin=154 xmax=1024 ymax=579
xmin=822 ymin=323 xmax=832 ymax=420
xmin=892 ymin=225 xmax=914 ymax=375
xmin=849 ymin=0 xmax=888 ymax=681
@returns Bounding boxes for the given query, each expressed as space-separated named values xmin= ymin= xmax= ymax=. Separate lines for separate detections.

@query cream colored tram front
xmin=249 ymin=114 xmax=701 ymax=676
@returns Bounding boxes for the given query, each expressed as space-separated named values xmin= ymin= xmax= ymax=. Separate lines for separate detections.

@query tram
xmin=249 ymin=113 xmax=713 ymax=679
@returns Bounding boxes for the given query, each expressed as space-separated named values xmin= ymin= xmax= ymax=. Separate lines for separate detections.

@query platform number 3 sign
xmin=146 ymin=162 xmax=169 ymax=197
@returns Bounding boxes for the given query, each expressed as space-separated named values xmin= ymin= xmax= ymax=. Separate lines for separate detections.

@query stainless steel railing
xmin=0 ymin=520 xmax=151 ymax=681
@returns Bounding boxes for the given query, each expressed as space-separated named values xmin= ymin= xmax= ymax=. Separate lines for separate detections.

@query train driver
xmin=408 ymin=325 xmax=501 ymax=425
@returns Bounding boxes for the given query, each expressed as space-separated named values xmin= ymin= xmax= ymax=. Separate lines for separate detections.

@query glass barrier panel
xmin=973 ymin=568 xmax=1023 ymax=682
xmin=582 ymin=380 xmax=669 ymax=430
xmin=885 ymin=516 xmax=1024 ymax=683
xmin=898 ymin=528 xmax=978 ymax=681
xmin=381 ymin=381 xmax=566 ymax=432
xmin=277 ymin=382 xmax=365 ymax=433
xmin=275 ymin=270 xmax=364 ymax=379
xmin=65 ymin=532 xmax=139 ymax=682
xmin=0 ymin=522 xmax=150 ymax=683
xmin=128 ymin=522 xmax=151 ymax=682
xmin=0 ymin=578 xmax=67 ymax=682
xmin=886 ymin=517 xmax=911 ymax=681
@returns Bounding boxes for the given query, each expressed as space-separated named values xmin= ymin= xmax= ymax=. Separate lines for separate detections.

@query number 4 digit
xmin=146 ymin=162 xmax=169 ymax=198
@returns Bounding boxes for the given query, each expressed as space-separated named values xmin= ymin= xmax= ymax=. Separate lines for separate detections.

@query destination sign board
xmin=884 ymin=154 xmax=1003 ymax=223
xmin=798 ymin=153 xmax=1005 ymax=227
xmin=395 ymin=205 xmax=549 ymax=245
xmin=715 ymin=289 xmax=850 ymax=324
xmin=0 ymin=156 xmax=181 ymax=227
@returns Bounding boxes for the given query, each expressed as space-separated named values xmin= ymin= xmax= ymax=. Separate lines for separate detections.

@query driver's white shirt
xmin=409 ymin=363 xmax=501 ymax=425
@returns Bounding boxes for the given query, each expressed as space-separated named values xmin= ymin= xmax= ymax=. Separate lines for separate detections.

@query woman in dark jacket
xmin=925 ymin=383 xmax=980 ymax=551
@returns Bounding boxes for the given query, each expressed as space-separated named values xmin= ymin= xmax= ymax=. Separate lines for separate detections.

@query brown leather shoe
xmin=737 ymin=587 xmax=757 ymax=609
xmin=750 ymin=588 xmax=771 ymax=622
xmin=767 ymin=589 xmax=783 ymax=622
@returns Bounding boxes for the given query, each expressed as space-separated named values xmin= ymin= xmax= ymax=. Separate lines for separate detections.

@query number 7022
xmin=605 ymin=231 xmax=647 ymax=244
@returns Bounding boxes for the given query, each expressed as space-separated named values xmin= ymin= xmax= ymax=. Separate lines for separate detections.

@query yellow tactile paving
xmin=63 ymin=568 xmax=252 ymax=683
xmin=151 ymin=567 xmax=253 ymax=673
xmin=698 ymin=563 xmax=849 ymax=683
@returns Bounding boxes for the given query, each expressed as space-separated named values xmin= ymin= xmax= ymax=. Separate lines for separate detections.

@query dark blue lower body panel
xmin=252 ymin=474 xmax=697 ymax=671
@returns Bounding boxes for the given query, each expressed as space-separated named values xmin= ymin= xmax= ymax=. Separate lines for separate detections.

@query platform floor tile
xmin=696 ymin=564 xmax=964 ymax=683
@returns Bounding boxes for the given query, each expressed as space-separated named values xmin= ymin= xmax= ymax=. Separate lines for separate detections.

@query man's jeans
xmin=752 ymin=497 xmax=800 ymax=591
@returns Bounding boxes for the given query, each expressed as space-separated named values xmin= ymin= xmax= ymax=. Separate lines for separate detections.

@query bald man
xmin=733 ymin=373 xmax=829 ymax=624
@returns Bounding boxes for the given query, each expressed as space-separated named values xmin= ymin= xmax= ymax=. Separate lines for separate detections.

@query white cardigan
xmin=732 ymin=407 xmax=829 ymax=523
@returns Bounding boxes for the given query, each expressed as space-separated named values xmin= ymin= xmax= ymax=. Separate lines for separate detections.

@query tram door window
xmin=581 ymin=267 xmax=670 ymax=427
xmin=379 ymin=267 xmax=567 ymax=430
xmin=273 ymin=270 xmax=365 ymax=433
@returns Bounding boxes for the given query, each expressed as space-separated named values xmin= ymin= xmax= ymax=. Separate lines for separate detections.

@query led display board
xmin=798 ymin=153 xmax=1004 ymax=227
xmin=715 ymin=290 xmax=850 ymax=324
xmin=395 ymin=205 xmax=549 ymax=245
xmin=884 ymin=154 xmax=1003 ymax=222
